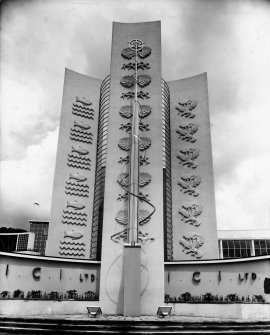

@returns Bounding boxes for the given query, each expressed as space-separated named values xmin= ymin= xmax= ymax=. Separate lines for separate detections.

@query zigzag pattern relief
xmin=70 ymin=128 xmax=93 ymax=144
xmin=72 ymin=105 xmax=94 ymax=112
xmin=59 ymin=251 xmax=85 ymax=257
xmin=72 ymin=106 xmax=94 ymax=119
xmin=67 ymin=163 xmax=90 ymax=170
xmin=62 ymin=210 xmax=87 ymax=224
xmin=59 ymin=237 xmax=86 ymax=257
xmin=67 ymin=154 xmax=91 ymax=170
xmin=65 ymin=182 xmax=89 ymax=197
xmin=68 ymin=154 xmax=91 ymax=162
xmin=59 ymin=245 xmax=85 ymax=252
xmin=62 ymin=215 xmax=87 ymax=221
xmin=62 ymin=210 xmax=87 ymax=216
xmin=65 ymin=192 xmax=88 ymax=198
xmin=62 ymin=220 xmax=86 ymax=226
xmin=66 ymin=181 xmax=89 ymax=188
xmin=60 ymin=241 xmax=85 ymax=246
xmin=73 ymin=102 xmax=92 ymax=110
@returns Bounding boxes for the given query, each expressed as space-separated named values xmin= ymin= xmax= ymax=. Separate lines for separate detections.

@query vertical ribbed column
xmin=162 ymin=79 xmax=173 ymax=261
xmin=90 ymin=75 xmax=110 ymax=260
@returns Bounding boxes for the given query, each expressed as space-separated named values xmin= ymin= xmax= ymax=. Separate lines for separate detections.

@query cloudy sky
xmin=1 ymin=0 xmax=270 ymax=232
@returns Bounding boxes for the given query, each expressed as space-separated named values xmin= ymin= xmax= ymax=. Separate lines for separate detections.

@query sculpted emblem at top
xmin=121 ymin=45 xmax=152 ymax=59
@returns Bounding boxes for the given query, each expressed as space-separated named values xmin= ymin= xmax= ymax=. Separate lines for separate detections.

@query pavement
xmin=1 ymin=314 xmax=270 ymax=323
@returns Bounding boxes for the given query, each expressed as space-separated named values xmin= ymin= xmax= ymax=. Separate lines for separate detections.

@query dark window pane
xmin=228 ymin=249 xmax=235 ymax=258
xmin=240 ymin=240 xmax=247 ymax=248
xmin=222 ymin=240 xmax=228 ymax=248
xmin=234 ymin=248 xmax=241 ymax=258
xmin=261 ymin=248 xmax=267 ymax=255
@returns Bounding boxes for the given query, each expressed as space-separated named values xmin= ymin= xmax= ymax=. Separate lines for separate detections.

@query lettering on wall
xmin=192 ymin=271 xmax=201 ymax=283
xmin=32 ymin=267 xmax=41 ymax=280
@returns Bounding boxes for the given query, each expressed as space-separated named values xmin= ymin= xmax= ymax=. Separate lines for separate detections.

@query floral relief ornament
xmin=176 ymin=99 xmax=198 ymax=118
xmin=179 ymin=232 xmax=204 ymax=259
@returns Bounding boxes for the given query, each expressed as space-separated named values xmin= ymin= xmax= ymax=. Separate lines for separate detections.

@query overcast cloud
xmin=1 ymin=0 xmax=270 ymax=231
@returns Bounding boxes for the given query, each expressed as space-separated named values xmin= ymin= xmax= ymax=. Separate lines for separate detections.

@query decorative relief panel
xmin=115 ymin=209 xmax=152 ymax=226
xmin=112 ymin=40 xmax=155 ymax=247
xmin=117 ymin=191 xmax=149 ymax=202
xmin=179 ymin=232 xmax=204 ymax=259
xmin=117 ymin=172 xmax=151 ymax=188
xmin=120 ymin=75 xmax=151 ymax=88
xmin=67 ymin=146 xmax=91 ymax=170
xmin=120 ymin=120 xmax=150 ymax=133
xmin=176 ymin=123 xmax=198 ymax=143
xmin=62 ymin=200 xmax=87 ymax=226
xmin=179 ymin=202 xmax=203 ymax=226
xmin=72 ymin=97 xmax=94 ymax=119
xmin=176 ymin=99 xmax=197 ymax=118
xmin=178 ymin=174 xmax=201 ymax=196
xmin=119 ymin=105 xmax=151 ymax=119
xmin=121 ymin=46 xmax=151 ymax=59
xmin=177 ymin=148 xmax=199 ymax=169
xmin=120 ymin=91 xmax=150 ymax=100
xmin=70 ymin=127 xmax=93 ymax=144
xmin=66 ymin=200 xmax=85 ymax=211
xmin=62 ymin=209 xmax=87 ymax=226
xmin=118 ymin=155 xmax=150 ymax=166
xmin=122 ymin=62 xmax=150 ymax=70
xmin=118 ymin=137 xmax=151 ymax=151
xmin=111 ymin=229 xmax=154 ymax=244
xmin=59 ymin=229 xmax=85 ymax=257
xmin=65 ymin=181 xmax=89 ymax=198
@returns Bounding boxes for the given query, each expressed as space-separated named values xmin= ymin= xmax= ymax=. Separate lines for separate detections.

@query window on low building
xmin=254 ymin=240 xmax=270 ymax=256
xmin=222 ymin=240 xmax=251 ymax=258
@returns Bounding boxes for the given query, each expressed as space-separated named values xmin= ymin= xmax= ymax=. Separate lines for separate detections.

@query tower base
xmin=123 ymin=246 xmax=141 ymax=316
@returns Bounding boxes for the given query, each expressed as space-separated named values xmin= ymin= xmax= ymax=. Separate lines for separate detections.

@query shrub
xmin=0 ymin=291 xmax=10 ymax=298
xmin=181 ymin=292 xmax=192 ymax=302
xmin=202 ymin=292 xmax=214 ymax=302
xmin=13 ymin=289 xmax=24 ymax=299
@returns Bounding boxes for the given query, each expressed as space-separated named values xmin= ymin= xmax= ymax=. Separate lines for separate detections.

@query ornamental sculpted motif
xmin=121 ymin=46 xmax=152 ymax=59
xmin=176 ymin=123 xmax=199 ymax=143
xmin=117 ymin=172 xmax=151 ymax=188
xmin=178 ymin=174 xmax=201 ymax=197
xmin=177 ymin=148 xmax=199 ymax=169
xmin=179 ymin=202 xmax=203 ymax=226
xmin=112 ymin=40 xmax=154 ymax=247
xmin=115 ymin=209 xmax=151 ymax=225
xmin=119 ymin=105 xmax=152 ymax=119
xmin=118 ymin=137 xmax=151 ymax=151
xmin=120 ymin=74 xmax=151 ymax=88
xmin=122 ymin=62 xmax=150 ymax=71
xmin=179 ymin=232 xmax=204 ymax=259
xmin=176 ymin=99 xmax=197 ymax=118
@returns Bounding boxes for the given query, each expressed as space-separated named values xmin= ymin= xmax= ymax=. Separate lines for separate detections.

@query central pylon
xmin=128 ymin=38 xmax=143 ymax=245
xmin=123 ymin=39 xmax=143 ymax=316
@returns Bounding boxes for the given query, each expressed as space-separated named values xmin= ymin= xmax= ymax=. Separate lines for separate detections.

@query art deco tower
xmin=46 ymin=21 xmax=218 ymax=315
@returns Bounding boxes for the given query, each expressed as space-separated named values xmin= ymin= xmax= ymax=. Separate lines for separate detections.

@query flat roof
xmin=217 ymin=229 xmax=270 ymax=239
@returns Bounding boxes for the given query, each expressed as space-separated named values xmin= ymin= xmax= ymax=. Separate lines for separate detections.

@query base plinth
xmin=123 ymin=245 xmax=141 ymax=316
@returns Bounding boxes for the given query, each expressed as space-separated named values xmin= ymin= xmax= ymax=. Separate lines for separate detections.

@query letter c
xmin=32 ymin=267 xmax=41 ymax=280
xmin=193 ymin=271 xmax=201 ymax=283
